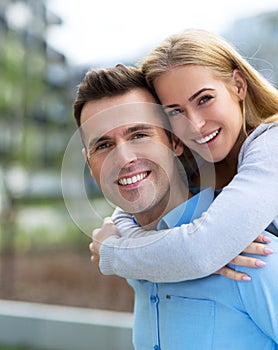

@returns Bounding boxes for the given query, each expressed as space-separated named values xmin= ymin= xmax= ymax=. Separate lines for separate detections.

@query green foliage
xmin=0 ymin=32 xmax=45 ymax=116
xmin=0 ymin=25 xmax=73 ymax=167
xmin=0 ymin=5 xmax=95 ymax=267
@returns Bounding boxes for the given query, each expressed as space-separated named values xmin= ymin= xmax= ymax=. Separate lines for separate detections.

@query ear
xmin=82 ymin=147 xmax=95 ymax=179
xmin=232 ymin=69 xmax=247 ymax=100
xmin=172 ymin=136 xmax=184 ymax=156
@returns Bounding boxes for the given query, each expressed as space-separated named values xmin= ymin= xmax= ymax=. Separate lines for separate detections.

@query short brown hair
xmin=73 ymin=64 xmax=153 ymax=127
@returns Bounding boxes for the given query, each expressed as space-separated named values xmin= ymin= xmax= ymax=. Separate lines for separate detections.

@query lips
xmin=195 ymin=128 xmax=221 ymax=145
xmin=118 ymin=171 xmax=149 ymax=186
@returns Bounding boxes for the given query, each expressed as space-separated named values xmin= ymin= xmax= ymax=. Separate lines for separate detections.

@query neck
xmin=214 ymin=131 xmax=246 ymax=188
xmin=135 ymin=174 xmax=191 ymax=230
xmin=192 ymin=131 xmax=246 ymax=189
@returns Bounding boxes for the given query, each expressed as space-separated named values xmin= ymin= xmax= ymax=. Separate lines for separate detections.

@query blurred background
xmin=0 ymin=0 xmax=278 ymax=349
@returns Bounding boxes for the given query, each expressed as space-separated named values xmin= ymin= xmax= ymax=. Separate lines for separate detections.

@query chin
xmin=213 ymin=154 xmax=228 ymax=163
xmin=200 ymin=153 xmax=223 ymax=164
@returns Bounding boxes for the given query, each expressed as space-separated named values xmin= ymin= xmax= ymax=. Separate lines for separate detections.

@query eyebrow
xmin=87 ymin=135 xmax=110 ymax=151
xmin=188 ymin=87 xmax=214 ymax=102
xmin=163 ymin=88 xmax=214 ymax=108
xmin=87 ymin=124 xmax=156 ymax=150
xmin=123 ymin=124 xmax=155 ymax=136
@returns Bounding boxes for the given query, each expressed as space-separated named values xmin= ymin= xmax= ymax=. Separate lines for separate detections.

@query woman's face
xmin=153 ymin=65 xmax=247 ymax=163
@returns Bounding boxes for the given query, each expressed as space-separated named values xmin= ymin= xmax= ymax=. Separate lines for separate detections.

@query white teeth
xmin=118 ymin=172 xmax=148 ymax=186
xmin=195 ymin=129 xmax=220 ymax=144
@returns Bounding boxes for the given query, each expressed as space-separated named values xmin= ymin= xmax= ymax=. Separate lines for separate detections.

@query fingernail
xmin=264 ymin=247 xmax=274 ymax=255
xmin=255 ymin=260 xmax=266 ymax=267
xmin=241 ymin=276 xmax=251 ymax=281
xmin=263 ymin=236 xmax=271 ymax=243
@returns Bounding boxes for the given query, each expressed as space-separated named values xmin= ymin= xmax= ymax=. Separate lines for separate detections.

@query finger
xmin=92 ymin=228 xmax=101 ymax=239
xmin=89 ymin=240 xmax=100 ymax=253
xmin=103 ymin=216 xmax=115 ymax=225
xmin=90 ymin=254 xmax=99 ymax=265
xmin=215 ymin=266 xmax=251 ymax=281
xmin=89 ymin=243 xmax=97 ymax=257
xmin=243 ymin=242 xmax=274 ymax=256
xmin=230 ymin=255 xmax=266 ymax=268
xmin=89 ymin=242 xmax=94 ymax=253
xmin=254 ymin=233 xmax=271 ymax=243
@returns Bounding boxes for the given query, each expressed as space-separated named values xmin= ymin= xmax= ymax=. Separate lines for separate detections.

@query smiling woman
xmin=154 ymin=65 xmax=246 ymax=169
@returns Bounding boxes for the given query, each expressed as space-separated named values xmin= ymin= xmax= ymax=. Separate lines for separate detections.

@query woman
xmin=91 ymin=29 xmax=278 ymax=282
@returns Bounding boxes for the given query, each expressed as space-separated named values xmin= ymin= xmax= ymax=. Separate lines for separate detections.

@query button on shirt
xmin=128 ymin=188 xmax=278 ymax=350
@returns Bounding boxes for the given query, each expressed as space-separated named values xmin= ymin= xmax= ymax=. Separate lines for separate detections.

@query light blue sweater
xmin=100 ymin=123 xmax=278 ymax=282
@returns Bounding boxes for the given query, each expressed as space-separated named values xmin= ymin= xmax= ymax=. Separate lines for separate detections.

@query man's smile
xmin=117 ymin=171 xmax=150 ymax=186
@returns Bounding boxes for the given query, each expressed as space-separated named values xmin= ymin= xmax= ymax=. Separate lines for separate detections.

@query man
xmin=73 ymin=64 xmax=278 ymax=349
xmin=75 ymin=65 xmax=189 ymax=228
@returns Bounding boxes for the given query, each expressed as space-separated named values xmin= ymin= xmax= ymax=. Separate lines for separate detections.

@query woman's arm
xmin=99 ymin=124 xmax=278 ymax=282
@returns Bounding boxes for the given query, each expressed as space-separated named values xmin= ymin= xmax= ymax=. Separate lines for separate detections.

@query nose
xmin=187 ymin=111 xmax=206 ymax=131
xmin=113 ymin=142 xmax=138 ymax=167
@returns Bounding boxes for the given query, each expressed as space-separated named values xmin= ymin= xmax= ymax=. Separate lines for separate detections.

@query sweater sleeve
xmin=99 ymin=124 xmax=278 ymax=282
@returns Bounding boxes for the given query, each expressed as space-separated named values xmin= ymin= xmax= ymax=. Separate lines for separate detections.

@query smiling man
xmin=78 ymin=81 xmax=188 ymax=230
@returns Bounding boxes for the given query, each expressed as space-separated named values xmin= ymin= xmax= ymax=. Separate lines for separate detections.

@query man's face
xmin=80 ymin=88 xmax=183 ymax=221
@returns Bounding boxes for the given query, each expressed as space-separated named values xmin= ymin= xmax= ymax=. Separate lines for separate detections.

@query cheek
xmin=89 ymin=158 xmax=104 ymax=184
xmin=170 ymin=118 xmax=187 ymax=139
xmin=225 ymin=102 xmax=244 ymax=133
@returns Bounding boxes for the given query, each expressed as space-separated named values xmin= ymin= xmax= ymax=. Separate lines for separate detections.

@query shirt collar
xmin=157 ymin=187 xmax=214 ymax=230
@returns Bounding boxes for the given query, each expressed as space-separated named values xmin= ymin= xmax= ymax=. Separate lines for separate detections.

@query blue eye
xmin=133 ymin=133 xmax=147 ymax=139
xmin=167 ymin=109 xmax=183 ymax=117
xmin=199 ymin=95 xmax=212 ymax=105
xmin=97 ymin=143 xmax=110 ymax=150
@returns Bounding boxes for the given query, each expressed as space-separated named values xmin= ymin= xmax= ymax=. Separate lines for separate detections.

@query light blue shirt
xmin=128 ymin=188 xmax=278 ymax=350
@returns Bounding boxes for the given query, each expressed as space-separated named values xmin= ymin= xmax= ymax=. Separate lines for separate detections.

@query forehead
xmin=154 ymin=65 xmax=221 ymax=101
xmin=80 ymin=89 xmax=168 ymax=145
xmin=81 ymin=88 xmax=157 ymax=123
xmin=156 ymin=65 xmax=216 ymax=85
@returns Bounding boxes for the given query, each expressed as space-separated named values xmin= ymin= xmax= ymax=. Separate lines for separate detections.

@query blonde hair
xmin=140 ymin=29 xmax=278 ymax=132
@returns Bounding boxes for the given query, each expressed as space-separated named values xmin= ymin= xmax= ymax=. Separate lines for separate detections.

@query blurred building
xmin=224 ymin=9 xmax=278 ymax=87
xmin=0 ymin=0 xmax=76 ymax=200
xmin=0 ymin=0 xmax=77 ymax=296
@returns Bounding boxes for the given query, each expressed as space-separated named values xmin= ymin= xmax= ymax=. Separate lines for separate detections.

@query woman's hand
xmin=215 ymin=233 xmax=274 ymax=281
xmin=89 ymin=217 xmax=120 ymax=266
